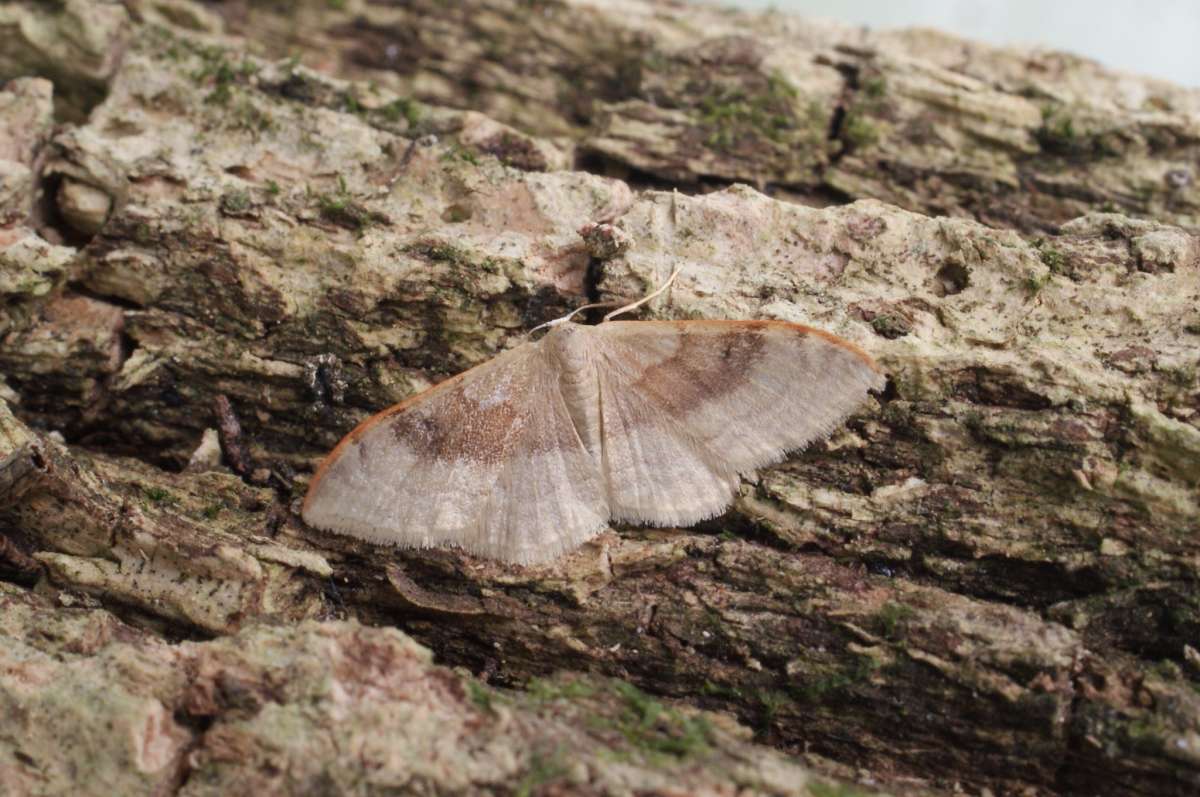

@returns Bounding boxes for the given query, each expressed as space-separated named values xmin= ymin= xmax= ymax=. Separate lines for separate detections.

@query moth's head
xmin=541 ymin=319 xmax=593 ymax=363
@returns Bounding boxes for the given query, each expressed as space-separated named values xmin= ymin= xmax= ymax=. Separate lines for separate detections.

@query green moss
xmin=1024 ymin=272 xmax=1050 ymax=296
xmin=697 ymin=70 xmax=804 ymax=151
xmin=205 ymin=80 xmax=233 ymax=106
xmin=378 ymin=97 xmax=424 ymax=128
xmin=1041 ymin=110 xmax=1076 ymax=148
xmin=314 ymin=180 xmax=385 ymax=232
xmin=1166 ymin=364 xmax=1196 ymax=387
xmin=766 ymin=70 xmax=799 ymax=102
xmin=340 ymin=92 xmax=363 ymax=114
xmin=1038 ymin=105 xmax=1122 ymax=158
xmin=514 ymin=748 xmax=568 ymax=797
xmin=142 ymin=486 xmax=177 ymax=506
xmin=440 ymin=144 xmax=480 ymax=166
xmin=862 ymin=76 xmax=887 ymax=99
xmin=809 ymin=781 xmax=878 ymax=797
xmin=1121 ymin=718 xmax=1172 ymax=756
xmin=1033 ymin=239 xmax=1067 ymax=273
xmin=1150 ymin=659 xmax=1184 ymax=681
xmin=265 ymin=180 xmax=281 ymax=196
xmin=842 ymin=111 xmax=879 ymax=149
xmin=192 ymin=47 xmax=259 ymax=107
xmin=699 ymin=680 xmax=743 ymax=700
xmin=466 ymin=679 xmax=495 ymax=712
xmin=219 ymin=189 xmax=251 ymax=214
xmin=223 ymin=97 xmax=275 ymax=135
xmin=869 ymin=313 xmax=910 ymax=339
xmin=526 ymin=676 xmax=596 ymax=703
xmin=793 ymin=656 xmax=879 ymax=703
xmin=406 ymin=240 xmax=473 ymax=266
xmin=297 ymin=129 xmax=323 ymax=153
xmin=876 ymin=601 xmax=915 ymax=639
xmin=756 ymin=688 xmax=793 ymax=725
xmin=602 ymin=680 xmax=712 ymax=759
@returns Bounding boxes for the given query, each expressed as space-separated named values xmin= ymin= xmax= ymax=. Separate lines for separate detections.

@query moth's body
xmin=303 ymin=319 xmax=884 ymax=565
xmin=546 ymin=324 xmax=603 ymax=462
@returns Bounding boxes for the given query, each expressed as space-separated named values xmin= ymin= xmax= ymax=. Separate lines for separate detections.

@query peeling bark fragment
xmin=213 ymin=395 xmax=251 ymax=477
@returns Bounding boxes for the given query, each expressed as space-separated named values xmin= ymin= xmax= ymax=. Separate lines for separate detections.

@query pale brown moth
xmin=303 ymin=301 xmax=885 ymax=565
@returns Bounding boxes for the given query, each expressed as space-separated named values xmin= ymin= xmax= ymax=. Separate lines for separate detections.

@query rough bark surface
xmin=3 ymin=579 xmax=844 ymax=796
xmin=1 ymin=2 xmax=1198 ymax=796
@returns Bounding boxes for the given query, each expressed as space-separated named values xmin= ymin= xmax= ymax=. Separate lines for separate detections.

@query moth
xmin=302 ymin=315 xmax=884 ymax=565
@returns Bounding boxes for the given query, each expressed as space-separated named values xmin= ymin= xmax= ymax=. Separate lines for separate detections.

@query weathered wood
xmin=0 ymin=1 xmax=1198 ymax=795
xmin=215 ymin=0 xmax=1200 ymax=232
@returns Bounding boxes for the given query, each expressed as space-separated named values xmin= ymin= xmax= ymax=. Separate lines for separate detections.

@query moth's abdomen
xmin=545 ymin=324 xmax=603 ymax=461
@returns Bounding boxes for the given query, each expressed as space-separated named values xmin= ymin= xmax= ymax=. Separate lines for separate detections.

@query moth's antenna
xmin=529 ymin=300 xmax=622 ymax=336
xmin=603 ymin=264 xmax=681 ymax=322
xmin=529 ymin=264 xmax=682 ymax=335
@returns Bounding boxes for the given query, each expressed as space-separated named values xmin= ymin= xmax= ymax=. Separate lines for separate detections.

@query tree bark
xmin=1 ymin=1 xmax=1198 ymax=795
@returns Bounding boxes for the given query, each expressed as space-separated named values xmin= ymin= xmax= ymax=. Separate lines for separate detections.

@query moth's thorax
xmin=544 ymin=323 xmax=603 ymax=460
xmin=544 ymin=322 xmax=593 ymax=368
